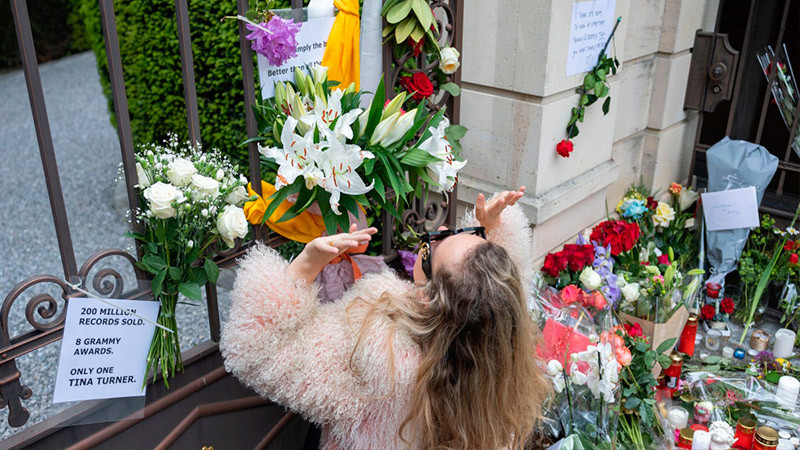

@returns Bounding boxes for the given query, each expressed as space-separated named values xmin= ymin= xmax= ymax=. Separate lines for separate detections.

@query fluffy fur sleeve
xmin=220 ymin=243 xmax=362 ymax=425
xmin=460 ymin=200 xmax=534 ymax=293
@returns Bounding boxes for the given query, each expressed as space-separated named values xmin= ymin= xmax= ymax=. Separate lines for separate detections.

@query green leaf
xmin=144 ymin=255 xmax=166 ymax=271
xmin=373 ymin=176 xmax=386 ymax=203
xmin=277 ymin=186 xmax=316 ymax=223
xmin=395 ymin=17 xmax=416 ymax=43
xmin=168 ymin=266 xmax=182 ymax=281
xmin=568 ymin=124 xmax=580 ymax=139
xmin=204 ymin=258 xmax=219 ymax=284
xmin=602 ymin=96 xmax=611 ymax=115
xmin=409 ymin=23 xmax=425 ymax=43
xmin=152 ymin=269 xmax=166 ymax=298
xmin=624 ymin=396 xmax=641 ymax=409
xmin=244 ymin=10 xmax=258 ymax=21
xmin=445 ymin=124 xmax=468 ymax=141
xmin=594 ymin=81 xmax=606 ymax=97
xmin=340 ymin=195 xmax=361 ymax=219
xmin=363 ymin=158 xmax=376 ymax=175
xmin=583 ymin=73 xmax=597 ymax=90
xmin=386 ymin=0 xmax=412 ymax=24
xmin=656 ymin=337 xmax=677 ymax=355
xmin=596 ymin=68 xmax=607 ymax=81
xmin=364 ymin=79 xmax=386 ymax=138
xmin=262 ymin=178 xmax=303 ymax=224
xmin=411 ymin=0 xmax=432 ymax=29
xmin=585 ymin=94 xmax=599 ymax=106
xmin=179 ymin=282 xmax=202 ymax=301
xmin=579 ymin=94 xmax=589 ymax=106
xmin=439 ymin=82 xmax=462 ymax=97
xmin=417 ymin=108 xmax=446 ymax=143
xmin=192 ymin=267 xmax=208 ymax=286
xmin=381 ymin=0 xmax=403 ymax=15
xmin=656 ymin=354 xmax=671 ymax=368
xmin=401 ymin=147 xmax=442 ymax=167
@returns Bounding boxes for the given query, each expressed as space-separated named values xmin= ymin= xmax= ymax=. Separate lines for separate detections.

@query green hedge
xmin=1 ymin=0 xmax=89 ymax=69
xmin=80 ymin=0 xmax=299 ymax=167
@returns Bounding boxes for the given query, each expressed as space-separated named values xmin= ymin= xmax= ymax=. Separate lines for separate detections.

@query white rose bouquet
xmin=128 ymin=135 xmax=251 ymax=386
xmin=250 ymin=67 xmax=467 ymax=234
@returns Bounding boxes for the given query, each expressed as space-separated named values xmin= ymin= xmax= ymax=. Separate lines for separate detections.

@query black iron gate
xmin=2 ymin=0 xmax=463 ymax=447
xmin=686 ymin=0 xmax=800 ymax=218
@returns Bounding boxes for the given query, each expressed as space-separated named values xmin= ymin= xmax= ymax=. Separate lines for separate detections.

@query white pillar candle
xmin=774 ymin=328 xmax=796 ymax=359
xmin=722 ymin=346 xmax=734 ymax=358
xmin=692 ymin=430 xmax=711 ymax=450
xmin=776 ymin=375 xmax=800 ymax=409
xmin=667 ymin=406 xmax=689 ymax=429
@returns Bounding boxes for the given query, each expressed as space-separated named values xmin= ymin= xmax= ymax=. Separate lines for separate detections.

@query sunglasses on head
xmin=419 ymin=227 xmax=486 ymax=279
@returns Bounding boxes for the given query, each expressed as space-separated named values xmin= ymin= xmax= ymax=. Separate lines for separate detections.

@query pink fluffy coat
xmin=220 ymin=203 xmax=534 ymax=449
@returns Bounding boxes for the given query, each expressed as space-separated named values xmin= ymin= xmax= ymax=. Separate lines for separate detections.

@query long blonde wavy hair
xmin=349 ymin=241 xmax=551 ymax=449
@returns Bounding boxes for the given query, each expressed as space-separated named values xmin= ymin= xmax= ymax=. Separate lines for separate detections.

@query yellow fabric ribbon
xmin=244 ymin=181 xmax=326 ymax=244
xmin=321 ymin=0 xmax=361 ymax=90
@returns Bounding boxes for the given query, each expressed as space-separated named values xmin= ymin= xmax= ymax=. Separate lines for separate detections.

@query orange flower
xmin=669 ymin=182 xmax=683 ymax=195
xmin=616 ymin=346 xmax=633 ymax=366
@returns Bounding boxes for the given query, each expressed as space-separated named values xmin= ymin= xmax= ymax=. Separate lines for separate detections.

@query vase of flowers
xmin=128 ymin=136 xmax=250 ymax=386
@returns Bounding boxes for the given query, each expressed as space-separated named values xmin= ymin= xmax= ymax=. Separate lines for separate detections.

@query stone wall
xmin=455 ymin=0 xmax=719 ymax=261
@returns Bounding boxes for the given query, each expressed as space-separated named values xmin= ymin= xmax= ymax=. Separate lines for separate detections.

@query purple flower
xmin=245 ymin=16 xmax=302 ymax=67
xmin=398 ymin=250 xmax=417 ymax=278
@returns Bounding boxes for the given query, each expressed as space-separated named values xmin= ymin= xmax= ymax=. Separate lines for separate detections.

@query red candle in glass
xmin=706 ymin=282 xmax=722 ymax=299
xmin=733 ymin=417 xmax=756 ymax=449
xmin=663 ymin=351 xmax=684 ymax=395
xmin=677 ymin=428 xmax=694 ymax=449
xmin=677 ymin=315 xmax=699 ymax=357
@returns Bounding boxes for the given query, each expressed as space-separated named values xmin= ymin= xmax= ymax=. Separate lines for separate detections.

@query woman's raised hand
xmin=475 ymin=187 xmax=525 ymax=231
xmin=289 ymin=223 xmax=378 ymax=283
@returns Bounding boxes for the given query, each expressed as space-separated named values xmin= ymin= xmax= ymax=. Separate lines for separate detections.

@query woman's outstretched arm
xmin=220 ymin=226 xmax=379 ymax=426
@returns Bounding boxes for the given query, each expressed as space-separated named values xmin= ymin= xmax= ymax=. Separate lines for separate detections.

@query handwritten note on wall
xmin=566 ymin=0 xmax=617 ymax=77
xmin=701 ymin=186 xmax=760 ymax=231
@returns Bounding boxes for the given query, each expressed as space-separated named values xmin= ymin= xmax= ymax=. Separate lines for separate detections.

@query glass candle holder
xmin=734 ymin=417 xmax=756 ymax=449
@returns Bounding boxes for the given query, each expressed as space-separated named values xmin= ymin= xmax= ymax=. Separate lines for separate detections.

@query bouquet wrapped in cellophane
xmin=249 ymin=66 xmax=467 ymax=233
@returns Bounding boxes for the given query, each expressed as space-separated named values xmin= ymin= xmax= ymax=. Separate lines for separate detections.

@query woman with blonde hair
xmin=221 ymin=187 xmax=552 ymax=449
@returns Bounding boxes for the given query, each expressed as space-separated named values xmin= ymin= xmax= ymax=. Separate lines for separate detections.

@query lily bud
xmin=274 ymin=82 xmax=286 ymax=108
xmin=381 ymin=92 xmax=407 ymax=120
xmin=311 ymin=65 xmax=329 ymax=85
xmin=294 ymin=67 xmax=308 ymax=94
xmin=381 ymin=108 xmax=417 ymax=147
xmin=273 ymin=118 xmax=284 ymax=142
xmin=344 ymin=82 xmax=356 ymax=95
xmin=369 ymin=111 xmax=400 ymax=146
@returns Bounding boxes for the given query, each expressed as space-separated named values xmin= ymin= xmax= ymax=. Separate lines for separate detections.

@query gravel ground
xmin=0 ymin=51 xmax=233 ymax=440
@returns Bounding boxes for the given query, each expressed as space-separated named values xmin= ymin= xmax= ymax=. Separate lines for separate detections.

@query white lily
xmin=316 ymin=129 xmax=374 ymax=214
xmin=258 ymin=116 xmax=323 ymax=190
xmin=370 ymin=108 xmax=417 ymax=147
xmin=301 ymin=89 xmax=363 ymax=141
xmin=417 ymin=117 xmax=466 ymax=192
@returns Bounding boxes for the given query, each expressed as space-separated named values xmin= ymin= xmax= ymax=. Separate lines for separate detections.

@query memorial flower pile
xmin=251 ymin=67 xmax=467 ymax=233
xmin=128 ymin=135 xmax=250 ymax=385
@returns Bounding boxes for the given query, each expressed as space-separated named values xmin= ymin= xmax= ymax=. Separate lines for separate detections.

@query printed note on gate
xmin=701 ymin=186 xmax=760 ymax=231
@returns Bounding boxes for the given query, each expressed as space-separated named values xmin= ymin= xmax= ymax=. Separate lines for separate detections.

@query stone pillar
xmin=455 ymin=0 xmax=719 ymax=261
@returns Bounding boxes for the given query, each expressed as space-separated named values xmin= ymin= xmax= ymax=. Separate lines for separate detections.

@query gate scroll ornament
xmin=3 ymin=0 xmax=463 ymax=434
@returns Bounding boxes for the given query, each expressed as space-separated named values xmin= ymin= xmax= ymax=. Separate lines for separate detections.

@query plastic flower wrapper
xmin=531 ymin=281 xmax=620 ymax=445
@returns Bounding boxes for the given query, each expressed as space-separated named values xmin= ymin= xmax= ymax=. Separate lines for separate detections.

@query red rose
xmin=657 ymin=254 xmax=670 ymax=265
xmin=542 ymin=253 xmax=560 ymax=277
xmin=791 ymin=253 xmax=799 ymax=265
xmin=556 ymin=139 xmax=574 ymax=158
xmin=624 ymin=323 xmax=644 ymax=338
xmin=701 ymin=304 xmax=716 ymax=321
xmin=563 ymin=244 xmax=595 ymax=271
xmin=400 ymin=72 xmax=434 ymax=101
xmin=720 ymin=297 xmax=735 ymax=315
xmin=589 ymin=220 xmax=640 ymax=256
xmin=646 ymin=196 xmax=658 ymax=210
xmin=784 ymin=241 xmax=795 ymax=252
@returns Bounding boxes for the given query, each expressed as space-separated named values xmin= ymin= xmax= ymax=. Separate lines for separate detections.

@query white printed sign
xmin=566 ymin=0 xmax=617 ymax=76
xmin=701 ymin=186 xmax=761 ymax=231
xmin=53 ymin=297 xmax=159 ymax=403
xmin=257 ymin=16 xmax=336 ymax=99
